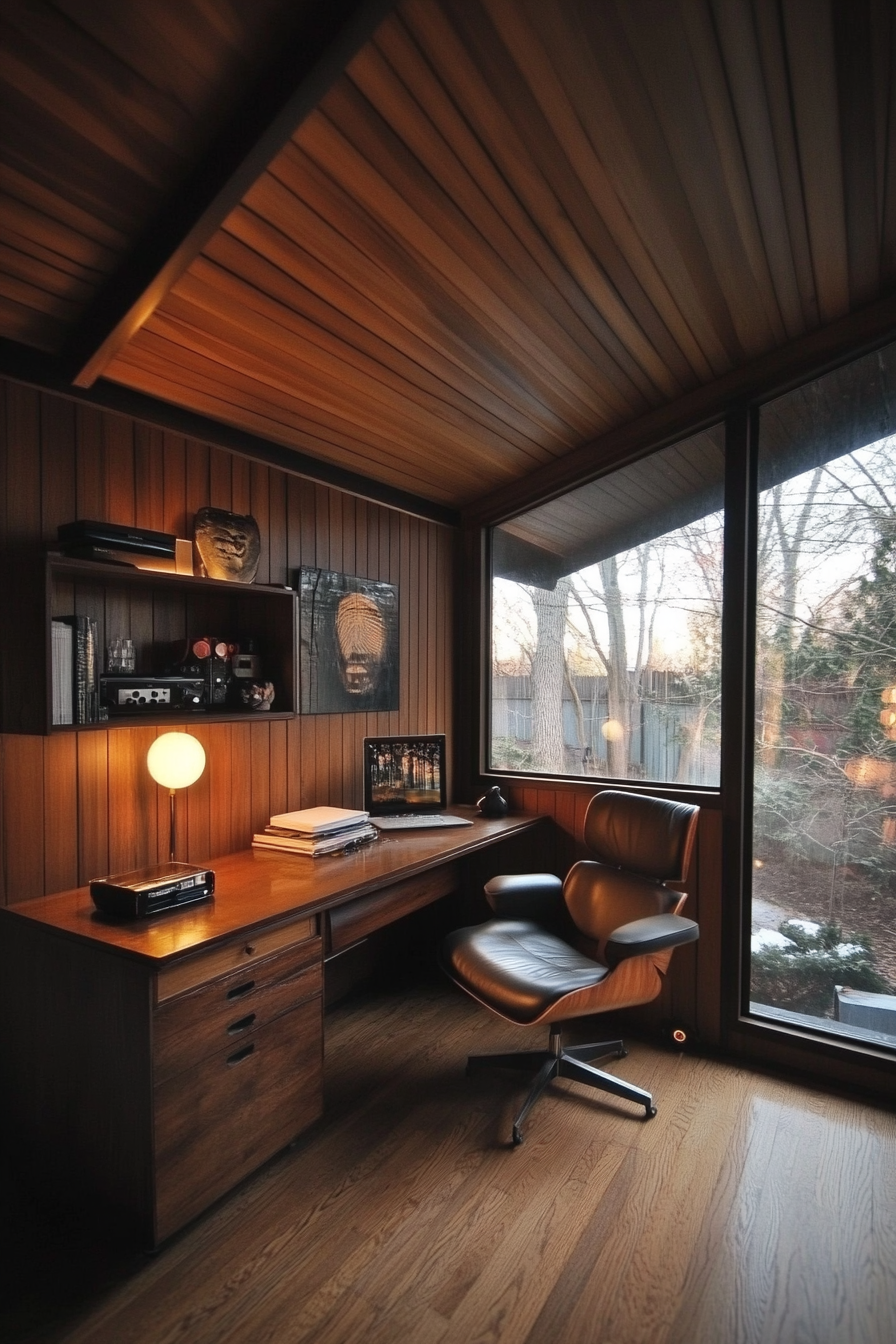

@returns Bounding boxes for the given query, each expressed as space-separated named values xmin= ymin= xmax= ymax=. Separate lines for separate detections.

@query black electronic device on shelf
xmin=99 ymin=676 xmax=206 ymax=713
xmin=57 ymin=520 xmax=193 ymax=574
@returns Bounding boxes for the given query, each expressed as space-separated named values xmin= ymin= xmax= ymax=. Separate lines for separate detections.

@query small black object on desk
xmin=476 ymin=785 xmax=508 ymax=817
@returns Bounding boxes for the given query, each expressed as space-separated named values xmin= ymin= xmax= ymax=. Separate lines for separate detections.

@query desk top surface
xmin=1 ymin=808 xmax=544 ymax=966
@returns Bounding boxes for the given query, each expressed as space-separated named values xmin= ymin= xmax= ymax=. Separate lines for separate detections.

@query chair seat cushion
xmin=442 ymin=920 xmax=609 ymax=1024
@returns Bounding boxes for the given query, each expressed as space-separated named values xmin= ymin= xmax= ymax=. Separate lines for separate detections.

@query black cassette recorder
xmin=89 ymin=862 xmax=215 ymax=918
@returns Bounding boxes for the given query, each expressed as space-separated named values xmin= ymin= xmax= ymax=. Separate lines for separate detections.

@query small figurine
xmin=194 ymin=507 xmax=261 ymax=583
xmin=240 ymin=680 xmax=275 ymax=711
xmin=477 ymin=785 xmax=508 ymax=817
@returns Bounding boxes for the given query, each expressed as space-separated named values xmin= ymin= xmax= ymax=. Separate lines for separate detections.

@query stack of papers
xmin=252 ymin=806 xmax=377 ymax=858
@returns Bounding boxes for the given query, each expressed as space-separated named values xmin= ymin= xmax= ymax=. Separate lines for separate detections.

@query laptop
xmin=362 ymin=734 xmax=473 ymax=830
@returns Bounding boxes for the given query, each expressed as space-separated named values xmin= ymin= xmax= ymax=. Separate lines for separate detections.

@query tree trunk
xmin=599 ymin=557 xmax=630 ymax=777
xmin=529 ymin=578 xmax=571 ymax=773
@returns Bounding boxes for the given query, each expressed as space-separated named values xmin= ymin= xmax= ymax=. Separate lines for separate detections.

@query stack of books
xmin=252 ymin=806 xmax=377 ymax=858
xmin=51 ymin=614 xmax=99 ymax=725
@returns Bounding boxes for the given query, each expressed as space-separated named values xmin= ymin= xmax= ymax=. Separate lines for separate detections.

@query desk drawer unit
xmin=156 ymin=914 xmax=317 ymax=1000
xmin=154 ymin=940 xmax=322 ymax=1083
xmin=154 ymin=995 xmax=323 ymax=1242
xmin=151 ymin=921 xmax=323 ymax=1244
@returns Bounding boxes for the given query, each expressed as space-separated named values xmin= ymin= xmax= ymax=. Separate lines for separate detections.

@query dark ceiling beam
xmin=60 ymin=0 xmax=397 ymax=391
xmin=0 ymin=340 xmax=458 ymax=527
xmin=465 ymin=290 xmax=896 ymax=529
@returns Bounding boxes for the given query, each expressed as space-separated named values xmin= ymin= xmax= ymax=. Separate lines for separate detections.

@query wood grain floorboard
xmin=3 ymin=971 xmax=895 ymax=1344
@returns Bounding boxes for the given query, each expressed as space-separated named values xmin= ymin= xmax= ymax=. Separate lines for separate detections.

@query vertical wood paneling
xmin=134 ymin=423 xmax=165 ymax=532
xmin=162 ymin=433 xmax=187 ymax=538
xmin=250 ymin=460 xmax=271 ymax=585
xmin=108 ymin=726 xmax=157 ymax=873
xmin=2 ymin=736 xmax=45 ymax=901
xmin=4 ymin=383 xmax=41 ymax=546
xmin=76 ymin=732 xmax=108 ymax=885
xmin=267 ymin=464 xmax=287 ymax=586
xmin=185 ymin=436 xmax=211 ymax=527
xmin=185 ymin=722 xmax=212 ymax=864
xmin=42 ymin=733 xmax=78 ymax=894
xmin=0 ymin=378 xmax=455 ymax=904
xmin=209 ymin=445 xmax=232 ymax=511
xmin=103 ymin=412 xmax=136 ymax=523
xmin=40 ymin=394 xmax=77 ymax=543
xmin=74 ymin=405 xmax=106 ymax=521
xmin=269 ymin=718 xmax=289 ymax=819
xmin=230 ymin=452 xmax=251 ymax=519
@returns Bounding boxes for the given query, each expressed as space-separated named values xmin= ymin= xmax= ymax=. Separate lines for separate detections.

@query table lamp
xmin=147 ymin=732 xmax=206 ymax=862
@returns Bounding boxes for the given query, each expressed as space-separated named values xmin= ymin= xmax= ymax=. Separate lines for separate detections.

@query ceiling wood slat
xmin=213 ymin=213 xmax=557 ymax=453
xmin=56 ymin=0 xmax=400 ymax=387
xmin=3 ymin=0 xmax=896 ymax=512
xmin=186 ymin=248 xmax=546 ymax=468
xmin=263 ymin=144 xmax=587 ymax=441
xmin=355 ymin=21 xmax=680 ymax=404
xmin=782 ymin=0 xmax=850 ymax=324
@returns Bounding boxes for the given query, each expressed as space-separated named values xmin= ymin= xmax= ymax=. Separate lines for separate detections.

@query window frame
xmin=466 ymin=314 xmax=896 ymax=1088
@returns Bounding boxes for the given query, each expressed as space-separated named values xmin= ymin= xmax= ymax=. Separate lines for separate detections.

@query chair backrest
xmin=583 ymin=790 xmax=699 ymax=882
xmin=564 ymin=791 xmax=699 ymax=953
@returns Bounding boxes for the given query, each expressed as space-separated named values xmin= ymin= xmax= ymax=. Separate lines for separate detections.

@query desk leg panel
xmin=0 ymin=919 xmax=154 ymax=1235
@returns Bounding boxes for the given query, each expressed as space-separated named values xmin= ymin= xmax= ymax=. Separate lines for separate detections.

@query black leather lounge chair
xmin=441 ymin=790 xmax=700 ymax=1144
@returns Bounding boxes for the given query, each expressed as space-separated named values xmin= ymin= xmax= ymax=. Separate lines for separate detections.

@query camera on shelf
xmin=164 ymin=637 xmax=265 ymax=709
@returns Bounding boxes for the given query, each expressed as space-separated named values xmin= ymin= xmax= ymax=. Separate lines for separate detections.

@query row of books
xmin=52 ymin=616 xmax=99 ymax=725
xmin=252 ymin=806 xmax=377 ymax=858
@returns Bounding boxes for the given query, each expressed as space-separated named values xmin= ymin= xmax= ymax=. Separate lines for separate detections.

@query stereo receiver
xmin=100 ymin=676 xmax=206 ymax=712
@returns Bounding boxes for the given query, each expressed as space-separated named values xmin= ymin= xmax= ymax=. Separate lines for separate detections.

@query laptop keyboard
xmin=371 ymin=814 xmax=474 ymax=830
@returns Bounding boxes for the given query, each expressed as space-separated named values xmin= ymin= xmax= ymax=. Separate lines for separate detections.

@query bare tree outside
xmin=750 ymin=432 xmax=896 ymax=1032
xmin=490 ymin=505 xmax=724 ymax=786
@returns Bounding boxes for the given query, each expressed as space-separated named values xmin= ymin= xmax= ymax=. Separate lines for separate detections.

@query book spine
xmin=51 ymin=619 xmax=73 ymax=725
xmin=69 ymin=615 xmax=99 ymax=724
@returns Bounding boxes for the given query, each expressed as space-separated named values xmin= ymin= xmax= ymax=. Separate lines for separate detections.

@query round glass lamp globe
xmin=147 ymin=732 xmax=206 ymax=789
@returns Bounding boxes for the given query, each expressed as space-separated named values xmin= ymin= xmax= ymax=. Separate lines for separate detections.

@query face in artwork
xmin=335 ymin=592 xmax=387 ymax=695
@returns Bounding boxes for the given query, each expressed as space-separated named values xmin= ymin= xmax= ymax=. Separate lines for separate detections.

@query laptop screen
xmin=362 ymin=735 xmax=447 ymax=815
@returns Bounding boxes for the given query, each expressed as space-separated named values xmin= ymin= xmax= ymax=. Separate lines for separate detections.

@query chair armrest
xmin=484 ymin=873 xmax=564 ymax=925
xmin=604 ymin=913 xmax=699 ymax=967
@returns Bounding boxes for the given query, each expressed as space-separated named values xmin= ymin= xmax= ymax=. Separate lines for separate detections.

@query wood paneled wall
xmin=0 ymin=378 xmax=454 ymax=905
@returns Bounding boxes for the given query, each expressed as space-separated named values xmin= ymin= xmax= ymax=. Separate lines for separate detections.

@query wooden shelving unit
xmin=5 ymin=552 xmax=297 ymax=735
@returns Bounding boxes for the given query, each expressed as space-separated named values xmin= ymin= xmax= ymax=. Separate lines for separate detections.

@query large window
xmin=489 ymin=426 xmax=724 ymax=787
xmin=750 ymin=343 xmax=896 ymax=1050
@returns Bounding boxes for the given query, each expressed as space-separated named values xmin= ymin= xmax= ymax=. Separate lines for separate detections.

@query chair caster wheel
xmin=512 ymin=1128 xmax=524 ymax=1146
xmin=617 ymin=1048 xmax=628 ymax=1059
xmin=644 ymin=1104 xmax=657 ymax=1119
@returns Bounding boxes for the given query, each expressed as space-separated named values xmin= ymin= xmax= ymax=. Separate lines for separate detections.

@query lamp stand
xmin=167 ymin=788 xmax=177 ymax=863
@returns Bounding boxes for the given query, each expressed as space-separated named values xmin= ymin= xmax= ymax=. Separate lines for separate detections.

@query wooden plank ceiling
xmin=2 ymin=0 xmax=896 ymax=531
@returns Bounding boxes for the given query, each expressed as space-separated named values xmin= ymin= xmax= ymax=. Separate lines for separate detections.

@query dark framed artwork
xmin=298 ymin=568 xmax=399 ymax=713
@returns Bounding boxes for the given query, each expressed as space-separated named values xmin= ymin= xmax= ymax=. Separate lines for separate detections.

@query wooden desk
xmin=0 ymin=809 xmax=545 ymax=1246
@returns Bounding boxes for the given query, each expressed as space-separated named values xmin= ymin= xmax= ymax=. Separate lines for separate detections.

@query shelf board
xmin=52 ymin=710 xmax=296 ymax=733
xmin=47 ymin=552 xmax=295 ymax=597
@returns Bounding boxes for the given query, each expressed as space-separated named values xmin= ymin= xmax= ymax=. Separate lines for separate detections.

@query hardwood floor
xmin=4 ymin=967 xmax=896 ymax=1344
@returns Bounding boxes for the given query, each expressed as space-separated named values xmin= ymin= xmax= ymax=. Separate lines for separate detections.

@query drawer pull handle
xmin=226 ymin=980 xmax=255 ymax=1000
xmin=244 ymin=944 xmax=256 ymax=956
xmin=226 ymin=1043 xmax=255 ymax=1066
xmin=227 ymin=1013 xmax=257 ymax=1035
